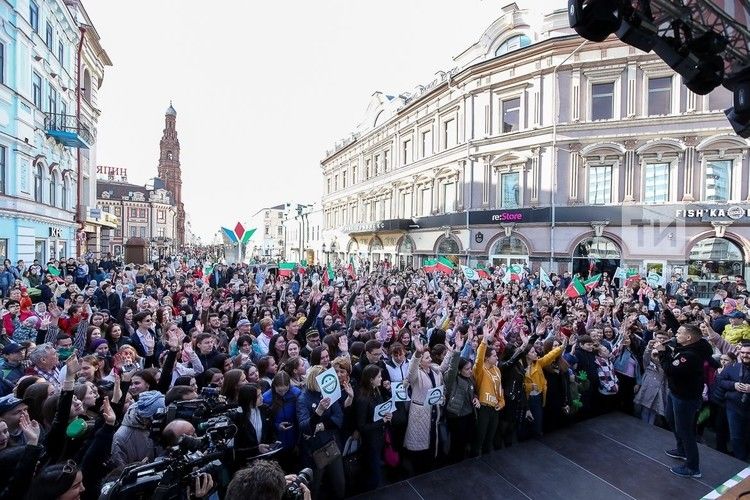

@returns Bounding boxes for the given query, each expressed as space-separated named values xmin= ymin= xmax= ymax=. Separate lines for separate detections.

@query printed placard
xmin=373 ymin=399 xmax=395 ymax=422
xmin=392 ymin=381 xmax=410 ymax=402
xmin=315 ymin=367 xmax=341 ymax=405
xmin=425 ymin=385 xmax=444 ymax=406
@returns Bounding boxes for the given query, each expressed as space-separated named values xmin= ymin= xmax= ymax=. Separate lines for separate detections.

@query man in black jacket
xmin=654 ymin=324 xmax=713 ymax=478
xmin=714 ymin=342 xmax=750 ymax=460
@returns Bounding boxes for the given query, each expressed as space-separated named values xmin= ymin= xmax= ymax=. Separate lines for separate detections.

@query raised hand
xmin=19 ymin=413 xmax=40 ymax=446
xmin=101 ymin=396 xmax=116 ymax=426
xmin=65 ymin=354 xmax=80 ymax=380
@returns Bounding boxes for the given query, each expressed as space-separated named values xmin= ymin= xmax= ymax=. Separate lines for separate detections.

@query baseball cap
xmin=237 ymin=319 xmax=252 ymax=328
xmin=728 ymin=310 xmax=746 ymax=319
xmin=2 ymin=343 xmax=24 ymax=355
xmin=0 ymin=394 xmax=29 ymax=415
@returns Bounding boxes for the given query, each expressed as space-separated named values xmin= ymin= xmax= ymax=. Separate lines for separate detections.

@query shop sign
xmin=48 ymin=227 xmax=62 ymax=238
xmin=491 ymin=212 xmax=523 ymax=222
xmin=675 ymin=206 xmax=749 ymax=220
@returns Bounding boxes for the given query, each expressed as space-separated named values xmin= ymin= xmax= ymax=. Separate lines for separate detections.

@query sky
xmin=85 ymin=0 xmax=558 ymax=240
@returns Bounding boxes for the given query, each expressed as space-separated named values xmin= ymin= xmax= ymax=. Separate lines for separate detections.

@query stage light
xmin=724 ymin=107 xmax=750 ymax=138
xmin=568 ymin=0 xmax=622 ymax=43
xmin=616 ymin=8 xmax=658 ymax=52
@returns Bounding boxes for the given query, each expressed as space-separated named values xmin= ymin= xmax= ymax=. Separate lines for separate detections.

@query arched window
xmin=398 ymin=236 xmax=415 ymax=255
xmin=572 ymin=236 xmax=621 ymax=278
xmin=437 ymin=236 xmax=460 ymax=255
xmin=346 ymin=239 xmax=359 ymax=255
xmin=369 ymin=236 xmax=383 ymax=252
xmin=34 ymin=163 xmax=43 ymax=202
xmin=688 ymin=238 xmax=744 ymax=281
xmin=49 ymin=172 xmax=57 ymax=207
xmin=491 ymin=236 xmax=528 ymax=255
xmin=62 ymin=177 xmax=68 ymax=209
xmin=495 ymin=34 xmax=532 ymax=57
xmin=83 ymin=69 xmax=92 ymax=102
xmin=166 ymin=151 xmax=173 ymax=160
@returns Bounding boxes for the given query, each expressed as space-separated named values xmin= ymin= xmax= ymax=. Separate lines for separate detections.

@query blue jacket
xmin=714 ymin=363 xmax=750 ymax=413
xmin=296 ymin=389 xmax=344 ymax=464
xmin=262 ymin=386 xmax=301 ymax=451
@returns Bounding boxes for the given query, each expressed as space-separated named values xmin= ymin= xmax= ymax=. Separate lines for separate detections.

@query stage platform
xmin=355 ymin=413 xmax=746 ymax=500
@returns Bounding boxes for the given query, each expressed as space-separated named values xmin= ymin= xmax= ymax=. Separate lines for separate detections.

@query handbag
xmin=383 ymin=428 xmax=400 ymax=467
xmin=342 ymin=436 xmax=362 ymax=496
xmin=311 ymin=438 xmax=341 ymax=469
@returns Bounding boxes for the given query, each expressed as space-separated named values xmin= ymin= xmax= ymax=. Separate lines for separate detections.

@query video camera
xmin=100 ymin=413 xmax=237 ymax=500
xmin=150 ymin=387 xmax=243 ymax=440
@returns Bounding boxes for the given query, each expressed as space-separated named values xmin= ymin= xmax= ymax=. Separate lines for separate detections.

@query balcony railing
xmin=44 ymin=112 xmax=92 ymax=149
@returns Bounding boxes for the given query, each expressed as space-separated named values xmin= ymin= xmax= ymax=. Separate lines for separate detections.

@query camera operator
xmin=652 ymin=323 xmax=713 ymax=478
xmin=226 ymin=459 xmax=311 ymax=500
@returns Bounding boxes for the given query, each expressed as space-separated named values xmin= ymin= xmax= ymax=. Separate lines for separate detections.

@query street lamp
xmin=322 ymin=243 xmax=328 ymax=266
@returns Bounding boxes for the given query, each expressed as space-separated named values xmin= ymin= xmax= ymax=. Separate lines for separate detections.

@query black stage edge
xmin=354 ymin=413 xmax=746 ymax=500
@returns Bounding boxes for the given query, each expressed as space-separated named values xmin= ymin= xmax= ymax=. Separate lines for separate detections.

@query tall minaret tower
xmin=157 ymin=102 xmax=185 ymax=246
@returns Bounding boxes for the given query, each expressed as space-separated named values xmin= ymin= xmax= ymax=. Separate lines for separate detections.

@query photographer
xmin=653 ymin=324 xmax=713 ymax=478
xmin=226 ymin=459 xmax=311 ymax=500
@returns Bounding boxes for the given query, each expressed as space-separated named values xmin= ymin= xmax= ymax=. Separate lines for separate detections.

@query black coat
xmin=659 ymin=338 xmax=713 ymax=400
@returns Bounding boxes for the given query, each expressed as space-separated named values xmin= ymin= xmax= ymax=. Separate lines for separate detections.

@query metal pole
xmin=550 ymin=39 xmax=588 ymax=269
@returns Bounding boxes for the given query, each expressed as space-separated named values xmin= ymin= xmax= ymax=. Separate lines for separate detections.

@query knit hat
xmin=135 ymin=391 xmax=165 ymax=418
xmin=724 ymin=298 xmax=737 ymax=315
xmin=90 ymin=338 xmax=108 ymax=351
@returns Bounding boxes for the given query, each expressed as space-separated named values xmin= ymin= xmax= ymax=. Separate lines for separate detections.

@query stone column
xmin=623 ymin=139 xmax=637 ymax=203
xmin=682 ymin=136 xmax=698 ymax=202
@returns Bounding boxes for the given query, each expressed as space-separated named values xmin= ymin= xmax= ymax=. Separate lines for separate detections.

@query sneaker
xmin=664 ymin=449 xmax=687 ymax=460
xmin=670 ymin=465 xmax=702 ymax=478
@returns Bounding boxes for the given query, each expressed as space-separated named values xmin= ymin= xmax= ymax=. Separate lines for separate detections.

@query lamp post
xmin=331 ymin=241 xmax=338 ymax=265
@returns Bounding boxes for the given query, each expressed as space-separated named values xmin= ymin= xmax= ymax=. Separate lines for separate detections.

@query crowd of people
xmin=0 ymin=253 xmax=749 ymax=499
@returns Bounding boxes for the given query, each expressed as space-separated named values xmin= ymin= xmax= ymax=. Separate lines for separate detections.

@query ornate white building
xmin=320 ymin=3 xmax=749 ymax=300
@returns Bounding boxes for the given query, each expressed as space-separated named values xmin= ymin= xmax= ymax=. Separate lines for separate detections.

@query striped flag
xmin=583 ymin=274 xmax=602 ymax=292
xmin=566 ymin=276 xmax=586 ymax=298
xmin=435 ymin=256 xmax=455 ymax=274
xmin=476 ymin=264 xmax=489 ymax=279
xmin=347 ymin=256 xmax=357 ymax=279
xmin=423 ymin=259 xmax=437 ymax=272
xmin=323 ymin=262 xmax=335 ymax=286
xmin=278 ymin=262 xmax=296 ymax=277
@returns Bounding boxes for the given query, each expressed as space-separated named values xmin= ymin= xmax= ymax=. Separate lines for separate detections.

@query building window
xmin=49 ymin=173 xmax=57 ymax=207
xmin=45 ymin=22 xmax=53 ymax=48
xmin=32 ymin=72 xmax=42 ymax=109
xmin=403 ymin=139 xmax=413 ymax=165
xmin=62 ymin=177 xmax=68 ymax=209
xmin=421 ymin=129 xmax=432 ymax=157
xmin=129 ymin=226 xmax=136 ymax=237
xmin=420 ymin=187 xmax=431 ymax=216
xmin=326 ymin=178 xmax=331 ymax=193
xmin=138 ymin=208 xmax=146 ymax=218
xmin=643 ymin=163 xmax=670 ymax=203
xmin=277 ymin=226 xmax=283 ymax=236
xmin=351 ymin=166 xmax=357 ymax=184
xmin=47 ymin=83 xmax=57 ymax=115
xmin=57 ymin=40 xmax=64 ymax=64
xmin=34 ymin=163 xmax=43 ymax=202
xmin=157 ymin=209 xmax=165 ymax=222
xmin=365 ymin=159 xmax=371 ymax=179
xmin=591 ymin=82 xmax=615 ymax=121
xmin=0 ymin=43 xmax=4 ymax=84
xmin=495 ymin=34 xmax=531 ymax=56
xmin=588 ymin=165 xmax=612 ymax=204
xmin=705 ymin=160 xmax=732 ymax=202
xmin=374 ymin=155 xmax=380 ymax=176
xmin=383 ymin=150 xmax=390 ymax=172
xmin=401 ymin=192 xmax=412 ymax=218
xmin=500 ymin=172 xmax=520 ymax=208
xmin=334 ymin=174 xmax=339 ymax=190
xmin=443 ymin=182 xmax=456 ymax=213
xmin=647 ymin=77 xmax=672 ymax=116
xmin=29 ymin=1 xmax=39 ymax=32
xmin=115 ymin=229 xmax=122 ymax=237
xmin=114 ymin=207 xmax=121 ymax=217
xmin=157 ymin=227 xmax=165 ymax=238
xmin=34 ymin=239 xmax=45 ymax=263
xmin=443 ymin=119 xmax=457 ymax=149
xmin=0 ymin=146 xmax=5 ymax=194
xmin=140 ymin=227 xmax=146 ymax=238
xmin=0 ymin=238 xmax=7 ymax=261
xmin=501 ymin=97 xmax=521 ymax=133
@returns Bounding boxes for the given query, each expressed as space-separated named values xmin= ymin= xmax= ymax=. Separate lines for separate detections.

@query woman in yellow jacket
xmin=524 ymin=334 xmax=568 ymax=437
xmin=471 ymin=332 xmax=504 ymax=456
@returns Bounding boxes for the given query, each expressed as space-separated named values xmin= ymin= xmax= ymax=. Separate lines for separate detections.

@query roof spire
xmin=166 ymin=101 xmax=177 ymax=116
